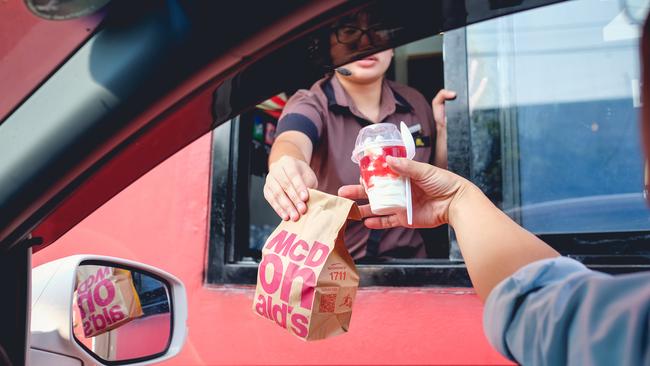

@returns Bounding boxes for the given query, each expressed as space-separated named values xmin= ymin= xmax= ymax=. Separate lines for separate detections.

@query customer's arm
xmin=339 ymin=158 xmax=650 ymax=365
xmin=482 ymin=257 xmax=650 ymax=365
xmin=446 ymin=179 xmax=559 ymax=300
xmin=339 ymin=157 xmax=559 ymax=301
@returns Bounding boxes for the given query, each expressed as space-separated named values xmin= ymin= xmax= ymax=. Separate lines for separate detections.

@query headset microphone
xmin=335 ymin=67 xmax=352 ymax=76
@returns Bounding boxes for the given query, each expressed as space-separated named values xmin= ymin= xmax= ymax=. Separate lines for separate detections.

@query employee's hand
xmin=339 ymin=157 xmax=469 ymax=229
xmin=264 ymin=155 xmax=318 ymax=221
xmin=432 ymin=89 xmax=457 ymax=131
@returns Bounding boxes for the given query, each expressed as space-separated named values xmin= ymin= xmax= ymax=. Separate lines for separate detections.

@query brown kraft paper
xmin=76 ymin=266 xmax=144 ymax=338
xmin=252 ymin=189 xmax=361 ymax=341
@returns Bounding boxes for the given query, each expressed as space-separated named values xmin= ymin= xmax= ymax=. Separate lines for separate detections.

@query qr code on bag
xmin=319 ymin=293 xmax=337 ymax=313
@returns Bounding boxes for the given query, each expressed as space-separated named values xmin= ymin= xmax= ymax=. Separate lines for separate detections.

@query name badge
xmin=408 ymin=123 xmax=422 ymax=133
xmin=407 ymin=123 xmax=431 ymax=148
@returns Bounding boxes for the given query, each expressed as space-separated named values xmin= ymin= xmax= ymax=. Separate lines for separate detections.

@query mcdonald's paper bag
xmin=253 ymin=189 xmax=361 ymax=341
xmin=75 ymin=266 xmax=144 ymax=337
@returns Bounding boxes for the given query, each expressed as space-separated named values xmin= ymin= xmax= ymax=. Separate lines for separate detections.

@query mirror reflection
xmin=72 ymin=264 xmax=171 ymax=362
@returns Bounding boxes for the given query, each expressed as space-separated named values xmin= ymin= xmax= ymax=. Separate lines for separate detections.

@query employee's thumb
xmin=386 ymin=156 xmax=435 ymax=182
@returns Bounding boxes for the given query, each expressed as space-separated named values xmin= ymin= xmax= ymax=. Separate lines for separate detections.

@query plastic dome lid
xmin=351 ymin=123 xmax=405 ymax=164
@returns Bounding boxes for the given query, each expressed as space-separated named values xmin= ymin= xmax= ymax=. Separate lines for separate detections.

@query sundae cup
xmin=351 ymin=123 xmax=407 ymax=215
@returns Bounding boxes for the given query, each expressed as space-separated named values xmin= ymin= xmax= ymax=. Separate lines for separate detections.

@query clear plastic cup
xmin=351 ymin=123 xmax=407 ymax=215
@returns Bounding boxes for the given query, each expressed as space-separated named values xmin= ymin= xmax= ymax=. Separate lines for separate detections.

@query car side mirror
xmin=31 ymin=255 xmax=187 ymax=366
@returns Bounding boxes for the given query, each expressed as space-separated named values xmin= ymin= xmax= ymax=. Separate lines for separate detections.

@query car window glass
xmin=466 ymin=0 xmax=650 ymax=234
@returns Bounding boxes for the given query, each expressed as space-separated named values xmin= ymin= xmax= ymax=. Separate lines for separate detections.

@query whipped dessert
xmin=358 ymin=145 xmax=407 ymax=215
xmin=365 ymin=175 xmax=408 ymax=215
xmin=352 ymin=123 xmax=408 ymax=215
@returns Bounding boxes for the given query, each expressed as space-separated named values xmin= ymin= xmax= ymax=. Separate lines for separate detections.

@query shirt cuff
xmin=482 ymin=257 xmax=591 ymax=359
xmin=275 ymin=113 xmax=320 ymax=146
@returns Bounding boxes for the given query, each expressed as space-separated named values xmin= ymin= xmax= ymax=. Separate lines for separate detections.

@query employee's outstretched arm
xmin=266 ymin=131 xmax=318 ymax=221
xmin=339 ymin=157 xmax=559 ymax=301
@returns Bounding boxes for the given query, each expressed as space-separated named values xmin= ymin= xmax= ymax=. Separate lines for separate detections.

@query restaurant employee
xmin=263 ymin=11 xmax=455 ymax=259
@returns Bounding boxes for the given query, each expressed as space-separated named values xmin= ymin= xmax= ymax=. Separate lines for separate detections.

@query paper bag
xmin=253 ymin=189 xmax=361 ymax=341
xmin=75 ymin=266 xmax=144 ymax=337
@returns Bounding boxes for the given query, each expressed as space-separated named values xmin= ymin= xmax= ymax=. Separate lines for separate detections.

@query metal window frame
xmin=206 ymin=9 xmax=650 ymax=286
xmin=205 ymin=115 xmax=473 ymax=286
xmin=458 ymin=11 xmax=650 ymax=269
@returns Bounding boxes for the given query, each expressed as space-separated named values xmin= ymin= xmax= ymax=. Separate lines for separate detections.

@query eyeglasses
xmin=333 ymin=25 xmax=398 ymax=45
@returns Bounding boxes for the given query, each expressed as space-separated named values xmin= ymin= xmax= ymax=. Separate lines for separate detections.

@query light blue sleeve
xmin=483 ymin=257 xmax=650 ymax=366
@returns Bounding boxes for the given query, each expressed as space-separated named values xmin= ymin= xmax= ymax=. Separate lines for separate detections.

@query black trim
xmin=353 ymin=116 xmax=373 ymax=127
xmin=365 ymin=229 xmax=383 ymax=258
xmin=206 ymin=121 xmax=232 ymax=283
xmin=323 ymin=77 xmax=414 ymax=113
xmin=208 ymin=116 xmax=254 ymax=271
xmin=443 ymin=28 xmax=471 ymax=180
xmin=303 ymin=78 xmax=410 ymax=130
xmin=440 ymin=0 xmax=565 ymax=32
xmin=276 ymin=113 xmax=320 ymax=146
xmin=358 ymin=263 xmax=471 ymax=286
xmin=230 ymin=117 xmax=252 ymax=263
xmin=323 ymin=79 xmax=338 ymax=107
xmin=443 ymin=27 xmax=471 ymax=260
xmin=540 ymin=231 xmax=650 ymax=257
xmin=392 ymin=89 xmax=415 ymax=112
xmin=419 ymin=226 xmax=450 ymax=258
xmin=0 ymin=244 xmax=29 ymax=366
xmin=210 ymin=261 xmax=473 ymax=287
xmin=73 ymin=260 xmax=174 ymax=366
xmin=205 ymin=258 xmax=649 ymax=287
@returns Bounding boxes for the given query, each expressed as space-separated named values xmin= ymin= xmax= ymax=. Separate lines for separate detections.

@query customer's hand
xmin=339 ymin=157 xmax=469 ymax=229
xmin=264 ymin=155 xmax=318 ymax=221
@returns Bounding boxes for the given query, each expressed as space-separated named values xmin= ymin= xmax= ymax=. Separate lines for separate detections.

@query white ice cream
xmin=366 ymin=175 xmax=407 ymax=215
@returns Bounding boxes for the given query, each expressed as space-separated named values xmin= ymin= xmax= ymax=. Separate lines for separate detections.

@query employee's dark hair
xmin=307 ymin=30 xmax=332 ymax=72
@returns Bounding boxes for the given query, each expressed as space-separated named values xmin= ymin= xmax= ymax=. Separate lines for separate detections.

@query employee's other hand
xmin=339 ymin=157 xmax=468 ymax=229
xmin=264 ymin=155 xmax=318 ymax=221
xmin=432 ymin=89 xmax=457 ymax=131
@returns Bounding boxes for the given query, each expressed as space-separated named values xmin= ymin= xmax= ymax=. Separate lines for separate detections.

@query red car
xmin=2 ymin=0 xmax=649 ymax=364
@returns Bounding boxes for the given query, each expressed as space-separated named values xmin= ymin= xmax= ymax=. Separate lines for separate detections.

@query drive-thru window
xmin=206 ymin=0 xmax=650 ymax=286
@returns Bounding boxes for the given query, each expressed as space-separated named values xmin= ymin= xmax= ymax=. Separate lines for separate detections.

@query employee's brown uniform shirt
xmin=276 ymin=75 xmax=436 ymax=259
